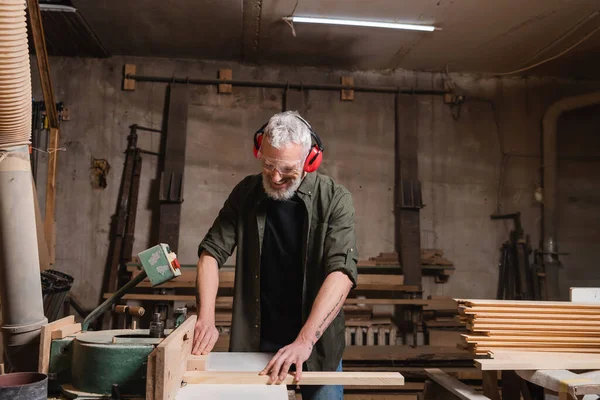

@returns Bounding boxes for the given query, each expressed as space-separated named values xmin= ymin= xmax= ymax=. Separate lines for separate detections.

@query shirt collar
xmin=297 ymin=172 xmax=317 ymax=196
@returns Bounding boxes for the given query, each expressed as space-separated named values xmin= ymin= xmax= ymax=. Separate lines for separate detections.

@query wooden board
xmin=469 ymin=323 xmax=600 ymax=332
xmin=464 ymin=335 xmax=600 ymax=343
xmin=424 ymin=368 xmax=489 ymax=400
xmin=456 ymin=299 xmax=600 ymax=309
xmin=481 ymin=330 xmax=600 ymax=336
xmin=50 ymin=322 xmax=81 ymax=339
xmin=38 ymin=315 xmax=74 ymax=374
xmin=477 ymin=351 xmax=600 ymax=370
xmin=468 ymin=312 xmax=600 ymax=320
xmin=343 ymin=345 xmax=473 ymax=361
xmin=462 ymin=306 xmax=600 ymax=315
xmin=182 ymin=371 xmax=404 ymax=386
xmin=154 ymin=315 xmax=197 ymax=400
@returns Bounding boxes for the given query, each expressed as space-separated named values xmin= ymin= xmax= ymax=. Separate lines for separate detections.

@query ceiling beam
xmin=242 ymin=0 xmax=262 ymax=62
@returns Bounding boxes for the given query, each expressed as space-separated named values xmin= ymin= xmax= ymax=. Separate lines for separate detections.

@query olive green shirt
xmin=198 ymin=172 xmax=358 ymax=371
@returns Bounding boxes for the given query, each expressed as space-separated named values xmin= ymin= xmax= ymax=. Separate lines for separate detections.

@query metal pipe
xmin=126 ymin=74 xmax=448 ymax=95
xmin=0 ymin=147 xmax=48 ymax=372
xmin=542 ymin=91 xmax=600 ymax=300
xmin=82 ymin=270 xmax=148 ymax=331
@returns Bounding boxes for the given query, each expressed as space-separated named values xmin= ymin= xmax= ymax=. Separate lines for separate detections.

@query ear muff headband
xmin=253 ymin=117 xmax=324 ymax=172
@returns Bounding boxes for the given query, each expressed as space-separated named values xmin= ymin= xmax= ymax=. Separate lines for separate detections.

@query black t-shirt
xmin=260 ymin=194 xmax=305 ymax=346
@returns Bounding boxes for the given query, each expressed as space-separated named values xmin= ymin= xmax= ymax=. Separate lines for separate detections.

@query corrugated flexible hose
xmin=0 ymin=0 xmax=48 ymax=372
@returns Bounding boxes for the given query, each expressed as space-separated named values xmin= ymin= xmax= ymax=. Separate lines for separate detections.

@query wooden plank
xmin=218 ymin=69 xmax=233 ymax=93
xmin=464 ymin=335 xmax=600 ymax=343
xmin=50 ymin=323 xmax=81 ymax=339
xmin=44 ymin=127 xmax=59 ymax=264
xmin=480 ymin=330 xmax=600 ymax=337
xmin=28 ymin=0 xmax=60 ymax=264
xmin=38 ymin=315 xmax=74 ymax=374
xmin=477 ymin=351 xmax=600 ymax=371
xmin=468 ymin=312 xmax=600 ymax=320
xmin=155 ymin=315 xmax=197 ymax=400
xmin=346 ymin=318 xmax=392 ymax=327
xmin=462 ymin=306 xmax=600 ymax=315
xmin=424 ymin=368 xmax=490 ymax=400
xmin=123 ymin=64 xmax=136 ymax=91
xmin=470 ymin=324 xmax=600 ymax=332
xmin=182 ymin=371 xmax=404 ymax=386
xmin=32 ymin=178 xmax=50 ymax=271
xmin=343 ymin=345 xmax=473 ymax=361
xmin=475 ymin=347 xmax=600 ymax=354
xmin=457 ymin=299 xmax=600 ymax=309
xmin=341 ymin=76 xmax=354 ymax=101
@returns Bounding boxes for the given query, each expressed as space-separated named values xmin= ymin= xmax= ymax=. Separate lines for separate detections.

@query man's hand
xmin=192 ymin=319 xmax=219 ymax=355
xmin=259 ymin=338 xmax=313 ymax=384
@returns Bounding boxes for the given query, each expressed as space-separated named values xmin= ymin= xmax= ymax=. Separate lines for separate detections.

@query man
xmin=192 ymin=111 xmax=358 ymax=400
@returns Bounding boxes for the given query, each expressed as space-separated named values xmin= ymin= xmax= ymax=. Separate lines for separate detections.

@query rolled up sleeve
xmin=198 ymin=177 xmax=251 ymax=267
xmin=323 ymin=191 xmax=358 ymax=287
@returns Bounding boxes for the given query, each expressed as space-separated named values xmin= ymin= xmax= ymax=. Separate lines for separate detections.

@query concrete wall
xmin=30 ymin=56 xmax=600 ymax=308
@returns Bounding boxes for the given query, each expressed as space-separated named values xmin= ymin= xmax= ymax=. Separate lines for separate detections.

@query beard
xmin=262 ymin=172 xmax=303 ymax=201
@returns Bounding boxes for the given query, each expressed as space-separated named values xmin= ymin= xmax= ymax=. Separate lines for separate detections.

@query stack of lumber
xmin=457 ymin=299 xmax=600 ymax=355
xmin=423 ymin=297 xmax=466 ymax=347
xmin=359 ymin=249 xmax=455 ymax=282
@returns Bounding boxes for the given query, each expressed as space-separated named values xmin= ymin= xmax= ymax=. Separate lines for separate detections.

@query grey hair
xmin=263 ymin=111 xmax=312 ymax=157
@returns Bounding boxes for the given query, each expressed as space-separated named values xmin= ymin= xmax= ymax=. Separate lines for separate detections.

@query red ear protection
xmin=253 ymin=117 xmax=324 ymax=173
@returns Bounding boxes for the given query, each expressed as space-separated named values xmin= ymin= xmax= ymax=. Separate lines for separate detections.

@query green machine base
xmin=50 ymin=329 xmax=169 ymax=398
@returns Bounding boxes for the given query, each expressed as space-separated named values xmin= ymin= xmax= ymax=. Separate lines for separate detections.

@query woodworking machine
xmin=47 ymin=244 xmax=185 ymax=398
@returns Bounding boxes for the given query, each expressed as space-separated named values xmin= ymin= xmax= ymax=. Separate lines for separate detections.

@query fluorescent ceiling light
xmin=285 ymin=16 xmax=437 ymax=32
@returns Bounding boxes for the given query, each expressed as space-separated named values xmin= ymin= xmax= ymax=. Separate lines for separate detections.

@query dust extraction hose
xmin=0 ymin=0 xmax=48 ymax=372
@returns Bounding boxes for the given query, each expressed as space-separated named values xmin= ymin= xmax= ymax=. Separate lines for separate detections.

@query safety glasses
xmin=257 ymin=151 xmax=303 ymax=177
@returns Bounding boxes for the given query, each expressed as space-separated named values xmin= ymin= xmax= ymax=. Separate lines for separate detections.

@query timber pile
xmin=457 ymin=299 xmax=600 ymax=355
xmin=423 ymin=297 xmax=467 ymax=347
xmin=360 ymin=249 xmax=455 ymax=282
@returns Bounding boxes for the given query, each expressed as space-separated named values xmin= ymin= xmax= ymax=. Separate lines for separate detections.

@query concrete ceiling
xmin=72 ymin=0 xmax=600 ymax=78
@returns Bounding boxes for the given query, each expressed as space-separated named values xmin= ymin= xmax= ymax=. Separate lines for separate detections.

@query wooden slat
xmin=462 ymin=306 xmax=600 ymax=315
xmin=469 ymin=312 xmax=600 ymax=320
xmin=470 ymin=324 xmax=600 ymax=331
xmin=38 ymin=315 xmax=74 ymax=374
xmin=50 ymin=323 xmax=81 ymax=339
xmin=457 ymin=299 xmax=600 ymax=309
xmin=182 ymin=371 xmax=404 ymax=386
xmin=154 ymin=315 xmax=197 ymax=400
xmin=424 ymin=368 xmax=490 ymax=400
xmin=481 ymin=330 xmax=600 ymax=337
xmin=477 ymin=351 xmax=600 ymax=371
xmin=28 ymin=0 xmax=60 ymax=264
xmin=470 ymin=318 xmax=600 ymax=326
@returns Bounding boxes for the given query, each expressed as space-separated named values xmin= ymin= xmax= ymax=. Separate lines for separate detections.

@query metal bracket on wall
xmin=399 ymin=180 xmax=424 ymax=210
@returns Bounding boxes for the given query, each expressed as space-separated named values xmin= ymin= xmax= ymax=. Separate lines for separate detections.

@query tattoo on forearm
xmin=318 ymin=293 xmax=344 ymax=330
